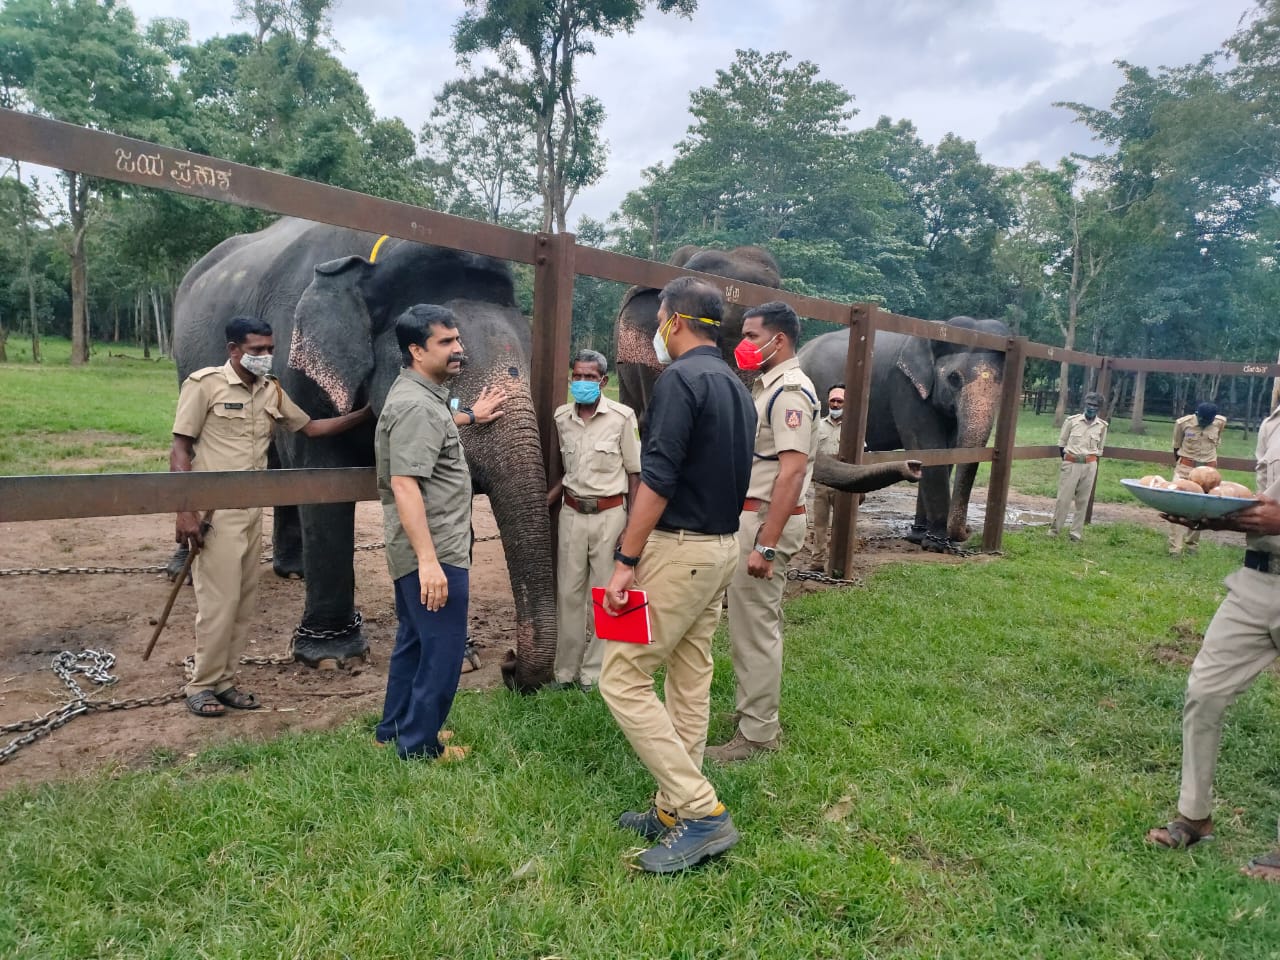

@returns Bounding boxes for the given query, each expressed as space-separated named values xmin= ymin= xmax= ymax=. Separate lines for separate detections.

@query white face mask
xmin=240 ymin=353 xmax=273 ymax=378
xmin=829 ymin=408 xmax=843 ymax=420
xmin=652 ymin=316 xmax=674 ymax=366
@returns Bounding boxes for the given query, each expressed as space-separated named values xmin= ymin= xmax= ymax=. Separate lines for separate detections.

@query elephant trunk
xmin=813 ymin=455 xmax=915 ymax=494
xmin=473 ymin=404 xmax=558 ymax=693
xmin=947 ymin=372 xmax=1003 ymax=541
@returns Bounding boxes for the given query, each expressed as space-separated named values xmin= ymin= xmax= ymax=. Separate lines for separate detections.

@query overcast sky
xmin=123 ymin=0 xmax=1257 ymax=223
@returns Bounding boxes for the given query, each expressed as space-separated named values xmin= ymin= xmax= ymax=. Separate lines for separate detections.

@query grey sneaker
xmin=705 ymin=729 xmax=779 ymax=763
xmin=618 ymin=805 xmax=677 ymax=841
xmin=637 ymin=808 xmax=739 ymax=874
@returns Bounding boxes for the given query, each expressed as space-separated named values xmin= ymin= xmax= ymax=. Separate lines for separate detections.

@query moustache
xmin=449 ymin=353 xmax=467 ymax=366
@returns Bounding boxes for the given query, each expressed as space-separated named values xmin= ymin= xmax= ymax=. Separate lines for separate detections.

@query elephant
xmin=798 ymin=316 xmax=1011 ymax=550
xmin=172 ymin=217 xmax=556 ymax=691
xmin=614 ymin=244 xmax=781 ymax=420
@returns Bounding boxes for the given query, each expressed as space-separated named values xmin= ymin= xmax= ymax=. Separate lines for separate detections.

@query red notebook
xmin=591 ymin=587 xmax=652 ymax=644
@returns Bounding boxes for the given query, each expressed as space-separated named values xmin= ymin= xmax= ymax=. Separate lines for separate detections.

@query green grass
xmin=0 ymin=338 xmax=178 ymax=474
xmin=3 ymin=527 xmax=1279 ymax=958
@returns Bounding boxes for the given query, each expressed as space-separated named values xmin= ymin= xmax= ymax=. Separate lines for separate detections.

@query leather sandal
xmin=185 ymin=690 xmax=226 ymax=718
xmin=214 ymin=687 xmax=261 ymax=710
xmin=1241 ymin=849 xmax=1280 ymax=882
xmin=1146 ymin=816 xmax=1214 ymax=849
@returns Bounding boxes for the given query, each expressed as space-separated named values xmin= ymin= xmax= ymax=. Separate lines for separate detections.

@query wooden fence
xmin=1 ymin=108 xmax=1278 ymax=577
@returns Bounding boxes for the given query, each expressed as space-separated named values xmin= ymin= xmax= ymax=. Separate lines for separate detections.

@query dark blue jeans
xmin=376 ymin=563 xmax=469 ymax=759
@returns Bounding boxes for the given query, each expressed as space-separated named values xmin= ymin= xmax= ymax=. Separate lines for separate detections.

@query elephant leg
xmin=915 ymin=465 xmax=953 ymax=551
xmin=905 ymin=488 xmax=928 ymax=544
xmin=272 ymin=504 xmax=304 ymax=580
xmin=292 ymin=500 xmax=368 ymax=666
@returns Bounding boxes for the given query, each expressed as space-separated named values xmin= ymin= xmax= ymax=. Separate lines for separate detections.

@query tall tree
xmin=453 ymin=0 xmax=696 ymax=233
xmin=0 ymin=0 xmax=177 ymax=364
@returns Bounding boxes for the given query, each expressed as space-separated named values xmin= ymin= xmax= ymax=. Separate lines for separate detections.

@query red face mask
xmin=734 ymin=337 xmax=776 ymax=371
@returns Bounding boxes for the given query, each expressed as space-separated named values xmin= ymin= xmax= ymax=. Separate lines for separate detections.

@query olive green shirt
xmin=172 ymin=362 xmax=311 ymax=471
xmin=746 ymin=357 xmax=820 ymax=502
xmin=376 ymin=369 xmax=473 ymax=578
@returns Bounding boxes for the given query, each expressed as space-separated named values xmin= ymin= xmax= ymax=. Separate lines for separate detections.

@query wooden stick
xmin=143 ymin=512 xmax=211 ymax=661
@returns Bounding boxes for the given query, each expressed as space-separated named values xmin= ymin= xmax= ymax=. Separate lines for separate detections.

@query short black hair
xmin=1084 ymin=391 xmax=1104 ymax=407
xmin=828 ymin=383 xmax=845 ymax=395
xmin=225 ymin=316 xmax=272 ymax=344
xmin=1195 ymin=401 xmax=1219 ymax=421
xmin=743 ymin=300 xmax=801 ymax=346
xmin=396 ymin=304 xmax=458 ymax=367
xmin=659 ymin=277 xmax=723 ymax=342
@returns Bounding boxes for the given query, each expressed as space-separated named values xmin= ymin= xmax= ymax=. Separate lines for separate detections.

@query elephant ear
xmin=895 ymin=334 xmax=936 ymax=402
xmin=287 ymin=255 xmax=376 ymax=415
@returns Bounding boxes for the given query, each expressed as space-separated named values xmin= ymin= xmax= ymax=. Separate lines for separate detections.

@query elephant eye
xmin=508 ymin=366 xmax=520 ymax=379
xmin=948 ymin=371 xmax=964 ymax=388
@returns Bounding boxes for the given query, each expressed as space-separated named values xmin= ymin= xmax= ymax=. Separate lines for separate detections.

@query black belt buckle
xmin=1244 ymin=550 xmax=1272 ymax=573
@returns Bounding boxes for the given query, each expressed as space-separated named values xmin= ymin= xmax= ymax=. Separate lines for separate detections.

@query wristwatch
xmin=460 ymin=406 xmax=476 ymax=425
xmin=614 ymin=547 xmax=641 ymax=567
xmin=753 ymin=543 xmax=777 ymax=562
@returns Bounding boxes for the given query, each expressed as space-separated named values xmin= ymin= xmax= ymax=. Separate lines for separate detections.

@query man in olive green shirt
xmin=374 ymin=304 xmax=500 ymax=761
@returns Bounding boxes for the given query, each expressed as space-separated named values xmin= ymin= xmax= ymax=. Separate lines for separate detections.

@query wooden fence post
xmin=983 ymin=336 xmax=1027 ymax=552
xmin=531 ymin=232 xmax=576 ymax=488
xmin=829 ymin=303 xmax=877 ymax=579
xmin=1084 ymin=356 xmax=1112 ymax=525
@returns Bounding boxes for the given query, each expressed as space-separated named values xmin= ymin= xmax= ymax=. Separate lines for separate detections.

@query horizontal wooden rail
xmin=0 ymin=109 xmax=539 ymax=265
xmin=873 ymin=310 xmax=1009 ymax=351
xmin=0 ymin=468 xmax=377 ymax=523
xmin=1108 ymin=357 xmax=1280 ymax=376
xmin=1022 ymin=342 xmax=1106 ymax=366
xmin=861 ymin=447 xmax=996 ymax=467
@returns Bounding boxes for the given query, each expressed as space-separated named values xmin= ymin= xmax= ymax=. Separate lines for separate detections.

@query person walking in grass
xmin=1048 ymin=391 xmax=1107 ymax=542
xmin=171 ymin=316 xmax=371 ymax=718
xmin=373 ymin=305 xmax=502 ymax=761
xmin=1168 ymin=401 xmax=1228 ymax=556
xmin=600 ymin=277 xmax=755 ymax=874
xmin=1146 ymin=399 xmax=1280 ymax=882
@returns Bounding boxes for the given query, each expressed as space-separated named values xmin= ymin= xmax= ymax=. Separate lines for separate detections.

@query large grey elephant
xmin=172 ymin=217 xmax=555 ymax=691
xmin=614 ymin=245 xmax=781 ymax=419
xmin=798 ymin=316 xmax=1011 ymax=550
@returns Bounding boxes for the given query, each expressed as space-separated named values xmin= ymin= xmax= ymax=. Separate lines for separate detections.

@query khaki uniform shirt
xmin=746 ymin=356 xmax=820 ymax=502
xmin=376 ymin=369 xmax=472 ymax=577
xmin=1249 ymin=405 xmax=1280 ymax=556
xmin=1173 ymin=414 xmax=1227 ymax=463
xmin=172 ymin=361 xmax=311 ymax=471
xmin=1059 ymin=413 xmax=1108 ymax=458
xmin=815 ymin=415 xmax=842 ymax=458
xmin=554 ymin=395 xmax=642 ymax=498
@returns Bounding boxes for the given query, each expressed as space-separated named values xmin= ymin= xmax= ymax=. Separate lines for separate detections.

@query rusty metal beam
xmin=573 ymin=245 xmax=851 ymax=325
xmin=829 ymin=304 xmax=876 ymax=578
xmin=1022 ymin=341 xmax=1106 ymax=367
xmin=873 ymin=310 xmax=1009 ymax=351
xmin=0 ymin=468 xmax=377 ymax=523
xmin=1108 ymin=357 xmax=1280 ymax=376
xmin=983 ymin=337 xmax=1027 ymax=551
xmin=532 ymin=233 xmax=576 ymax=488
xmin=0 ymin=109 xmax=538 ymax=265
xmin=860 ymin=448 xmax=995 ymax=467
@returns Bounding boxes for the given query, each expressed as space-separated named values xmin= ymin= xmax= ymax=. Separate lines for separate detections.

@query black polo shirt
xmin=641 ymin=344 xmax=756 ymax=534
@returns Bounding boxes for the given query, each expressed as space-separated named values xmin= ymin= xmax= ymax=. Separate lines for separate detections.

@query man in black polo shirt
xmin=600 ymin=276 xmax=755 ymax=874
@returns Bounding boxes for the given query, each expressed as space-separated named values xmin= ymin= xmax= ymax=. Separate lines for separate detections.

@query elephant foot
xmin=292 ymin=612 xmax=368 ymax=667
xmin=500 ymin=649 xmax=552 ymax=695
xmin=272 ymin=552 xmax=305 ymax=581
xmin=904 ymin=525 xmax=928 ymax=546
xmin=165 ymin=545 xmax=192 ymax=584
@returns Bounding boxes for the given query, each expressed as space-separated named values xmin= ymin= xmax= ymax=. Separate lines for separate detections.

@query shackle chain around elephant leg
xmin=292 ymin=611 xmax=364 ymax=643
xmin=923 ymin=532 xmax=981 ymax=557
xmin=0 ymin=564 xmax=170 ymax=577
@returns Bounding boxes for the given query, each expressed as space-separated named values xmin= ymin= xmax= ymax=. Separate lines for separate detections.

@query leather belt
xmin=1063 ymin=454 xmax=1098 ymax=464
xmin=743 ymin=497 xmax=806 ymax=516
xmin=1178 ymin=457 xmax=1217 ymax=468
xmin=564 ymin=492 xmax=625 ymax=514
xmin=1244 ymin=550 xmax=1280 ymax=575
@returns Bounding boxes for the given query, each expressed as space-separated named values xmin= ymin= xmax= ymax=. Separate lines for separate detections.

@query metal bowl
xmin=1120 ymin=479 xmax=1255 ymax=520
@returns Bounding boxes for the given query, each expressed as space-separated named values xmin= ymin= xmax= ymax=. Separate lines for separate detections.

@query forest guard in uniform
xmin=1048 ymin=391 xmax=1108 ymax=543
xmin=546 ymin=350 xmax=641 ymax=692
xmin=1169 ymin=401 xmax=1228 ymax=556
xmin=171 ymin=316 xmax=371 ymax=718
xmin=807 ymin=383 xmax=845 ymax=572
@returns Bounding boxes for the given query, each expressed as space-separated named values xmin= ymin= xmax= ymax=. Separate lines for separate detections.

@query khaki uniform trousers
xmin=726 ymin=509 xmax=808 ymax=742
xmin=188 ymin=507 xmax=262 ymax=696
xmin=600 ymin=529 xmax=738 ymax=819
xmin=808 ymin=486 xmax=834 ymax=568
xmin=1178 ymin=567 xmax=1280 ymax=820
xmin=1168 ymin=462 xmax=1205 ymax=552
xmin=554 ymin=503 xmax=628 ymax=684
xmin=1051 ymin=459 xmax=1097 ymax=538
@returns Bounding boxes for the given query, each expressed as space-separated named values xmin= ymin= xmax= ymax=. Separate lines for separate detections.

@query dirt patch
xmin=0 ymin=484 xmax=1199 ymax=791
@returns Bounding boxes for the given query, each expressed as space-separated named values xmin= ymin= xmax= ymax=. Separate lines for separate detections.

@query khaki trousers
xmin=554 ymin=503 xmax=628 ymax=684
xmin=1051 ymin=460 xmax=1097 ymax=538
xmin=188 ymin=507 xmax=262 ymax=696
xmin=726 ymin=509 xmax=808 ymax=742
xmin=809 ymin=486 xmax=833 ymax=567
xmin=1168 ymin=462 xmax=1203 ymax=552
xmin=600 ymin=529 xmax=738 ymax=819
xmin=1178 ymin=567 xmax=1280 ymax=820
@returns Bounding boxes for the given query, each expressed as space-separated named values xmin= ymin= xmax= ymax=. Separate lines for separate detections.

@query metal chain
xmin=0 ymin=564 xmax=168 ymax=577
xmin=293 ymin=610 xmax=363 ymax=642
xmin=786 ymin=567 xmax=863 ymax=586
xmin=0 ymin=648 xmax=183 ymax=766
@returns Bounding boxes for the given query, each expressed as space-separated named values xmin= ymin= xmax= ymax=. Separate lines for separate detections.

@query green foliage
xmin=4 ymin=530 xmax=1280 ymax=957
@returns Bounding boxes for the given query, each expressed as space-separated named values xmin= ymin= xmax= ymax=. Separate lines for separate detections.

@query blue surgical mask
xmin=570 ymin=380 xmax=601 ymax=404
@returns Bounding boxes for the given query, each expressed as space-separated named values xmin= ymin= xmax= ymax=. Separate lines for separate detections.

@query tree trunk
xmin=113 ymin=301 xmax=120 ymax=343
xmin=1129 ymin=370 xmax=1147 ymax=435
xmin=1272 ymin=347 xmax=1280 ymax=414
xmin=16 ymin=160 xmax=41 ymax=364
xmin=67 ymin=172 xmax=90 ymax=365
xmin=0 ymin=311 xmax=8 ymax=362
xmin=140 ymin=289 xmax=151 ymax=360
xmin=151 ymin=287 xmax=167 ymax=357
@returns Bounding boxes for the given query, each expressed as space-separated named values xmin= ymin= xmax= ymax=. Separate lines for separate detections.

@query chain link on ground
xmin=786 ymin=567 xmax=864 ymax=586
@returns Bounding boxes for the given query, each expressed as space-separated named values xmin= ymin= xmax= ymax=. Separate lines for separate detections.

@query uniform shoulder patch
xmin=187 ymin=366 xmax=221 ymax=381
xmin=784 ymin=408 xmax=803 ymax=429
